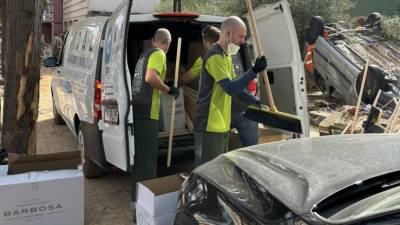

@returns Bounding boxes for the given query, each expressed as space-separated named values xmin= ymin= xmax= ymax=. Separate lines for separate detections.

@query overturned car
xmin=174 ymin=134 xmax=400 ymax=225
xmin=305 ymin=14 xmax=400 ymax=108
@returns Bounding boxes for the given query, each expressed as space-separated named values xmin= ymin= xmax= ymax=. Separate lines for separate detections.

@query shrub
xmin=382 ymin=16 xmax=400 ymax=41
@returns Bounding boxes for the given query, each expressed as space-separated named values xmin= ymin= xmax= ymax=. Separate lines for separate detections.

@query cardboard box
xmin=7 ymin=151 xmax=81 ymax=175
xmin=160 ymin=89 xmax=186 ymax=132
xmin=136 ymin=203 xmax=175 ymax=225
xmin=136 ymin=174 xmax=185 ymax=218
xmin=0 ymin=166 xmax=84 ymax=225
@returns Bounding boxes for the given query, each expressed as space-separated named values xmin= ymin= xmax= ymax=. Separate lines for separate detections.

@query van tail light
xmin=249 ymin=79 xmax=257 ymax=96
xmin=94 ymin=80 xmax=102 ymax=119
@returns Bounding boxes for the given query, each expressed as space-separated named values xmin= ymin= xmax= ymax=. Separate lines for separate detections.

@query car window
xmin=326 ymin=186 xmax=400 ymax=222
xmin=313 ymin=170 xmax=400 ymax=224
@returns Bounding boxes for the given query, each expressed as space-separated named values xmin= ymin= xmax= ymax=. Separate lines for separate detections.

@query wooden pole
xmin=1 ymin=0 xmax=44 ymax=154
xmin=245 ymin=0 xmax=277 ymax=111
xmin=351 ymin=61 xmax=369 ymax=134
xmin=167 ymin=37 xmax=182 ymax=167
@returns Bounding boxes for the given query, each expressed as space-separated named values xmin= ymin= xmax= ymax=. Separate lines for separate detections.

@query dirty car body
xmin=311 ymin=18 xmax=400 ymax=108
xmin=174 ymin=134 xmax=400 ymax=225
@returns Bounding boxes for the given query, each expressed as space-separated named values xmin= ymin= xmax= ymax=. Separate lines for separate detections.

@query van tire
xmin=306 ymin=16 xmax=324 ymax=44
xmin=52 ymin=97 xmax=65 ymax=125
xmin=78 ymin=124 xmax=103 ymax=179
xmin=355 ymin=64 xmax=386 ymax=104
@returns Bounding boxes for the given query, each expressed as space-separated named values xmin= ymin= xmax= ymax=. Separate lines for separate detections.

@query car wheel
xmin=355 ymin=64 xmax=386 ymax=104
xmin=306 ymin=16 xmax=324 ymax=44
xmin=78 ymin=124 xmax=103 ymax=179
xmin=365 ymin=12 xmax=382 ymax=28
xmin=52 ymin=96 xmax=65 ymax=125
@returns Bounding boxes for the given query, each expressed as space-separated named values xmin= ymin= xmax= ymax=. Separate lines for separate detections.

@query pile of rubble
xmin=308 ymin=91 xmax=400 ymax=136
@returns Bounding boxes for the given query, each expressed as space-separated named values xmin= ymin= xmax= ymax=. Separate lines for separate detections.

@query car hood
xmin=194 ymin=134 xmax=400 ymax=216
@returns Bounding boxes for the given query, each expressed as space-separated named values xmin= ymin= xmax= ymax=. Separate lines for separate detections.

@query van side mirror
xmin=43 ymin=57 xmax=57 ymax=67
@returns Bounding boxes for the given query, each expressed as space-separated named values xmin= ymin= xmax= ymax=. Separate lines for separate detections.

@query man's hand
xmin=168 ymin=87 xmax=180 ymax=99
xmin=252 ymin=56 xmax=267 ymax=73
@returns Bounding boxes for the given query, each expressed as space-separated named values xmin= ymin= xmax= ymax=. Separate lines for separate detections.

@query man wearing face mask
xmin=194 ymin=16 xmax=267 ymax=166
xmin=131 ymin=28 xmax=179 ymax=202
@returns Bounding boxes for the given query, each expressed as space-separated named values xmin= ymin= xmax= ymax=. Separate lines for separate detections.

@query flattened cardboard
xmin=7 ymin=151 xmax=81 ymax=175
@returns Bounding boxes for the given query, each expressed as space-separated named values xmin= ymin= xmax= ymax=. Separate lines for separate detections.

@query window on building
xmin=43 ymin=0 xmax=53 ymax=22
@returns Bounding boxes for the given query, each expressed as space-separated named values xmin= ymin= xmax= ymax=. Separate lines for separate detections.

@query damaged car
xmin=174 ymin=134 xmax=400 ymax=225
xmin=305 ymin=13 xmax=400 ymax=108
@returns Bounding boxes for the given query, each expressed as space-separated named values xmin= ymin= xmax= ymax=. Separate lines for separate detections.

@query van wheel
xmin=52 ymin=97 xmax=64 ymax=125
xmin=78 ymin=124 xmax=103 ymax=179
xmin=355 ymin=65 xmax=386 ymax=105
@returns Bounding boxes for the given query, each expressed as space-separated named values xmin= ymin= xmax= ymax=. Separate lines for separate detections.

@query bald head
xmin=153 ymin=28 xmax=171 ymax=45
xmin=221 ymin=16 xmax=246 ymax=33
xmin=153 ymin=28 xmax=172 ymax=53
xmin=219 ymin=16 xmax=247 ymax=50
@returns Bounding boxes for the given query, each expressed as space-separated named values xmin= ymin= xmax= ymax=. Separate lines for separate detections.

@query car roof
xmin=194 ymin=134 xmax=400 ymax=216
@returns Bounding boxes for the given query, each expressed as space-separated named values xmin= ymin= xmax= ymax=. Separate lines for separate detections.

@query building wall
xmin=53 ymin=0 xmax=64 ymax=36
xmin=63 ymin=0 xmax=88 ymax=30
xmin=62 ymin=0 xmax=160 ymax=30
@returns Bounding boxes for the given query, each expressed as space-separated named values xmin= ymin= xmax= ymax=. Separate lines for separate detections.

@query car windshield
xmin=328 ymin=185 xmax=400 ymax=221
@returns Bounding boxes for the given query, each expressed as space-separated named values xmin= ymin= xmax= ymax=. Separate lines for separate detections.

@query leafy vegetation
xmin=382 ymin=16 xmax=400 ymax=41
xmin=155 ymin=0 xmax=354 ymax=44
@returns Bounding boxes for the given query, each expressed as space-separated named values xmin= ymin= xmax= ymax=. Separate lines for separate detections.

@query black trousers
xmin=131 ymin=118 xmax=159 ymax=201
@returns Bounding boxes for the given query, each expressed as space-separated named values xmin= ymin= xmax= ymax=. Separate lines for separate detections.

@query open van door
xmin=101 ymin=0 xmax=133 ymax=171
xmin=246 ymin=0 xmax=310 ymax=137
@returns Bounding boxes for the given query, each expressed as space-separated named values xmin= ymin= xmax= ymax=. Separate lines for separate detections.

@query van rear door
xmin=246 ymin=0 xmax=310 ymax=136
xmin=100 ymin=0 xmax=133 ymax=171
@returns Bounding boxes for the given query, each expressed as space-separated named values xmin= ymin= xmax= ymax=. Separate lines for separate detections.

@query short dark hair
xmin=201 ymin=25 xmax=220 ymax=43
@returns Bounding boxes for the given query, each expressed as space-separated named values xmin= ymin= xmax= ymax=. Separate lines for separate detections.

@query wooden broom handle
xmin=245 ymin=0 xmax=277 ymax=111
xmin=351 ymin=60 xmax=369 ymax=134
xmin=167 ymin=37 xmax=182 ymax=167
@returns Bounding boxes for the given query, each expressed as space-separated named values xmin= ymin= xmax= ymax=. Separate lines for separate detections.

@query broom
xmin=243 ymin=0 xmax=303 ymax=134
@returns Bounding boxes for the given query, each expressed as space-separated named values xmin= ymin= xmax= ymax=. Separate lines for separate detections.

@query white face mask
xmin=227 ymin=35 xmax=240 ymax=56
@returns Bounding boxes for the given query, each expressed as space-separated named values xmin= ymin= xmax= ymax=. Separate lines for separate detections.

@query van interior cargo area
xmin=126 ymin=20 xmax=221 ymax=162
xmin=127 ymin=20 xmax=218 ymax=137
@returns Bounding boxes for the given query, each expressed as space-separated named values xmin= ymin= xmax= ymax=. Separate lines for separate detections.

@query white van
xmin=45 ymin=0 xmax=309 ymax=178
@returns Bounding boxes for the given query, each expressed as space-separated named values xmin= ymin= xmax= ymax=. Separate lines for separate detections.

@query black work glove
xmin=252 ymin=56 xmax=267 ymax=73
xmin=168 ymin=87 xmax=180 ymax=99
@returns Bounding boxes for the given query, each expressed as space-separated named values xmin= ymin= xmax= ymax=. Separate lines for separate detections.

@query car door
xmin=245 ymin=0 xmax=310 ymax=136
xmin=100 ymin=0 xmax=134 ymax=171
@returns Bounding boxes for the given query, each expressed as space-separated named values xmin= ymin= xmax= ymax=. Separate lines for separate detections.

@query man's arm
xmin=145 ymin=69 xmax=170 ymax=93
xmin=235 ymin=89 xmax=259 ymax=105
xmin=217 ymin=69 xmax=257 ymax=96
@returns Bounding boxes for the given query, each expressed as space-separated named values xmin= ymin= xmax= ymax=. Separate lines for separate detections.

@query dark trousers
xmin=194 ymin=131 xmax=229 ymax=167
xmin=131 ymin=118 xmax=159 ymax=201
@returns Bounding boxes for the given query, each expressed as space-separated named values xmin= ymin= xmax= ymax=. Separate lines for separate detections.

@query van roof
xmin=129 ymin=13 xmax=225 ymax=23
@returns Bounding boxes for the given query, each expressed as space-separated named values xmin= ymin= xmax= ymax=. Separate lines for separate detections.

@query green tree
xmin=156 ymin=0 xmax=355 ymax=43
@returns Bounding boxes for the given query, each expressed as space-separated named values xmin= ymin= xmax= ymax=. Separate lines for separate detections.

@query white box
xmin=136 ymin=203 xmax=175 ymax=225
xmin=0 ymin=166 xmax=84 ymax=225
xmin=136 ymin=174 xmax=185 ymax=218
xmin=160 ymin=89 xmax=186 ymax=132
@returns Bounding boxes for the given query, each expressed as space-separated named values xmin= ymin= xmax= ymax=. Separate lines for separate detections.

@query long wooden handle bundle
xmin=351 ymin=61 xmax=369 ymax=134
xmin=245 ymin=0 xmax=276 ymax=111
xmin=167 ymin=37 xmax=182 ymax=167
